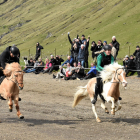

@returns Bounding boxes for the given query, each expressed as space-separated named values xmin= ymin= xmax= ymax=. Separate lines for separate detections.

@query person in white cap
xmin=111 ymin=36 xmax=120 ymax=57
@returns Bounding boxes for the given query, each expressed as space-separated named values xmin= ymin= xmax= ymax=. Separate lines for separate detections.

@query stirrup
xmin=91 ymin=99 xmax=97 ymax=104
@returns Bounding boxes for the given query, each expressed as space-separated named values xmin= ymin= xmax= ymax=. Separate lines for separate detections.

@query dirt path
xmin=0 ymin=73 xmax=140 ymax=140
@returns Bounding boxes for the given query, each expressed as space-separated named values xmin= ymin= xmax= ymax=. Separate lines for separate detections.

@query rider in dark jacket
xmin=0 ymin=45 xmax=21 ymax=101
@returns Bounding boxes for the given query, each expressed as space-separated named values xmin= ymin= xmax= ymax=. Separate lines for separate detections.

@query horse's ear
xmin=3 ymin=69 xmax=12 ymax=77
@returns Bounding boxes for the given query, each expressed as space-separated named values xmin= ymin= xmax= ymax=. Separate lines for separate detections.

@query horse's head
xmin=3 ymin=63 xmax=24 ymax=90
xmin=115 ymin=68 xmax=127 ymax=87
xmin=14 ymin=70 xmax=24 ymax=90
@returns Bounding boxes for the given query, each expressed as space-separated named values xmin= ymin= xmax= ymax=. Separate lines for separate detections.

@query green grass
xmin=0 ymin=0 xmax=140 ymax=65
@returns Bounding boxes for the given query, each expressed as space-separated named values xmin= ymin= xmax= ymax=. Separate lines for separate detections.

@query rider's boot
xmin=99 ymin=94 xmax=106 ymax=103
xmin=91 ymin=84 xmax=98 ymax=104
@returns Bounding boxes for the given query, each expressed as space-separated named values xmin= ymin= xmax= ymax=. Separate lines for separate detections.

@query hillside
xmin=0 ymin=0 xmax=140 ymax=64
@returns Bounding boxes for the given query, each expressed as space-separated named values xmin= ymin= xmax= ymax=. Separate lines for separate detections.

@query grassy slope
xmin=0 ymin=0 xmax=140 ymax=65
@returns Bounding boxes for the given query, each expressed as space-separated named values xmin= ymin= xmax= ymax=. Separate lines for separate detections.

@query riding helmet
xmin=10 ymin=45 xmax=20 ymax=56
xmin=104 ymin=45 xmax=112 ymax=51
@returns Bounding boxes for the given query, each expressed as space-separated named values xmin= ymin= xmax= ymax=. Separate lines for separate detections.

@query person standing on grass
xmin=35 ymin=42 xmax=44 ymax=61
xmin=133 ymin=45 xmax=140 ymax=77
xmin=111 ymin=36 xmax=120 ymax=57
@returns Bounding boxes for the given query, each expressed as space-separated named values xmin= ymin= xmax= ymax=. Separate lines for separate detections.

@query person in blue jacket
xmin=82 ymin=63 xmax=97 ymax=80
xmin=62 ymin=56 xmax=74 ymax=66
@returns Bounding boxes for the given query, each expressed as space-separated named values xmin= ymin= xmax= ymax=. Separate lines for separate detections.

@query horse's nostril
xmin=19 ymin=87 xmax=23 ymax=90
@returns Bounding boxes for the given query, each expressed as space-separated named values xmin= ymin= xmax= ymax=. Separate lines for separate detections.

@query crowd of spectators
xmin=23 ymin=35 xmax=140 ymax=79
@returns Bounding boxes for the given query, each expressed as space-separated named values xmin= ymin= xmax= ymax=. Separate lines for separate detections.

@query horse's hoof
xmin=9 ymin=109 xmax=12 ymax=112
xmin=111 ymin=111 xmax=115 ymax=115
xmin=105 ymin=110 xmax=109 ymax=114
xmin=96 ymin=118 xmax=101 ymax=123
xmin=118 ymin=106 xmax=122 ymax=110
xmin=19 ymin=115 xmax=24 ymax=119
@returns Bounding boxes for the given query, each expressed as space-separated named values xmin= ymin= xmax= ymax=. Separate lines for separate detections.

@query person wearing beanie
xmin=111 ymin=36 xmax=120 ymax=57
xmin=103 ymin=41 xmax=107 ymax=47
xmin=133 ymin=45 xmax=140 ymax=77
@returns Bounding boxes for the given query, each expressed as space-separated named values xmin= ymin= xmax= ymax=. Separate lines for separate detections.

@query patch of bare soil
xmin=0 ymin=74 xmax=140 ymax=140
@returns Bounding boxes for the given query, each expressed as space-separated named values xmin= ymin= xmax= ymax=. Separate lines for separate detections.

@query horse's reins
xmin=6 ymin=71 xmax=24 ymax=86
xmin=110 ymin=68 xmax=125 ymax=83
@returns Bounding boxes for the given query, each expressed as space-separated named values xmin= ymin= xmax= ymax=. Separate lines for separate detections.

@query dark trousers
xmin=136 ymin=62 xmax=140 ymax=76
xmin=85 ymin=54 xmax=88 ymax=68
xmin=44 ymin=66 xmax=59 ymax=73
xmin=126 ymin=68 xmax=136 ymax=76
xmin=35 ymin=53 xmax=40 ymax=61
xmin=93 ymin=72 xmax=104 ymax=101
xmin=84 ymin=73 xmax=96 ymax=79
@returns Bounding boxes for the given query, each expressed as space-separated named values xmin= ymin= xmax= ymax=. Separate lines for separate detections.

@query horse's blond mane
xmin=3 ymin=63 xmax=21 ymax=77
xmin=100 ymin=62 xmax=124 ymax=83
xmin=5 ymin=62 xmax=21 ymax=70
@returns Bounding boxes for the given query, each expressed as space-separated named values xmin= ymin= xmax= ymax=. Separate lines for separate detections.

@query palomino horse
xmin=72 ymin=63 xmax=127 ymax=123
xmin=0 ymin=62 xmax=24 ymax=120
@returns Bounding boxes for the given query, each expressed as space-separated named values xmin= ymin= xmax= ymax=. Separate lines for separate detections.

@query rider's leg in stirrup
xmin=91 ymin=83 xmax=98 ymax=104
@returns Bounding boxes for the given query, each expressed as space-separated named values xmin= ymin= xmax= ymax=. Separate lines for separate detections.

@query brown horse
xmin=72 ymin=63 xmax=127 ymax=123
xmin=0 ymin=62 xmax=24 ymax=120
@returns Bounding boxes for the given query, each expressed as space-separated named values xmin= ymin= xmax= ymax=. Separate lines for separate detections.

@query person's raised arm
xmin=68 ymin=32 xmax=72 ymax=44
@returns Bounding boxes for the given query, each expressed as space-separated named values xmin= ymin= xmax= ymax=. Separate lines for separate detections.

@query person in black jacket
xmin=68 ymin=32 xmax=76 ymax=58
xmin=112 ymin=36 xmax=120 ymax=57
xmin=0 ymin=45 xmax=21 ymax=101
xmin=35 ymin=42 xmax=44 ymax=60
xmin=133 ymin=45 xmax=140 ymax=77
xmin=90 ymin=41 xmax=98 ymax=59
xmin=126 ymin=55 xmax=136 ymax=76
xmin=84 ymin=36 xmax=90 ymax=68
xmin=123 ymin=55 xmax=130 ymax=75
xmin=23 ymin=58 xmax=34 ymax=72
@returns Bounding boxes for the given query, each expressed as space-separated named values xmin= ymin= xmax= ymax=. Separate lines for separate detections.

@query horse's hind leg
xmin=101 ymin=101 xmax=109 ymax=114
xmin=8 ymin=96 xmax=13 ymax=112
xmin=92 ymin=104 xmax=101 ymax=123
xmin=14 ymin=97 xmax=24 ymax=119
xmin=115 ymin=100 xmax=122 ymax=112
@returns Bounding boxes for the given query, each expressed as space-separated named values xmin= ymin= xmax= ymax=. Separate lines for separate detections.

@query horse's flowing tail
xmin=72 ymin=85 xmax=88 ymax=108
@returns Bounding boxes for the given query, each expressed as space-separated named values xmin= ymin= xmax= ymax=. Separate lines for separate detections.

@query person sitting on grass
xmin=43 ymin=58 xmax=52 ymax=71
xmin=125 ymin=55 xmax=136 ymax=77
xmin=23 ymin=58 xmax=34 ymax=72
xmin=82 ymin=63 xmax=97 ymax=80
xmin=25 ymin=59 xmax=39 ymax=73
xmin=34 ymin=58 xmax=44 ymax=74
xmin=62 ymin=56 xmax=74 ymax=67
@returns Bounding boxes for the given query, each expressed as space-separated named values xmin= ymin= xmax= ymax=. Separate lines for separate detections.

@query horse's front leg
xmin=14 ymin=96 xmax=24 ymax=119
xmin=8 ymin=94 xmax=13 ymax=112
xmin=115 ymin=100 xmax=122 ymax=112
xmin=110 ymin=97 xmax=115 ymax=115
xmin=101 ymin=101 xmax=109 ymax=114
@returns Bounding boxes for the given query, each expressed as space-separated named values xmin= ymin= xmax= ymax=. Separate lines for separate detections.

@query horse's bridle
xmin=111 ymin=68 xmax=125 ymax=83
xmin=6 ymin=71 xmax=24 ymax=86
